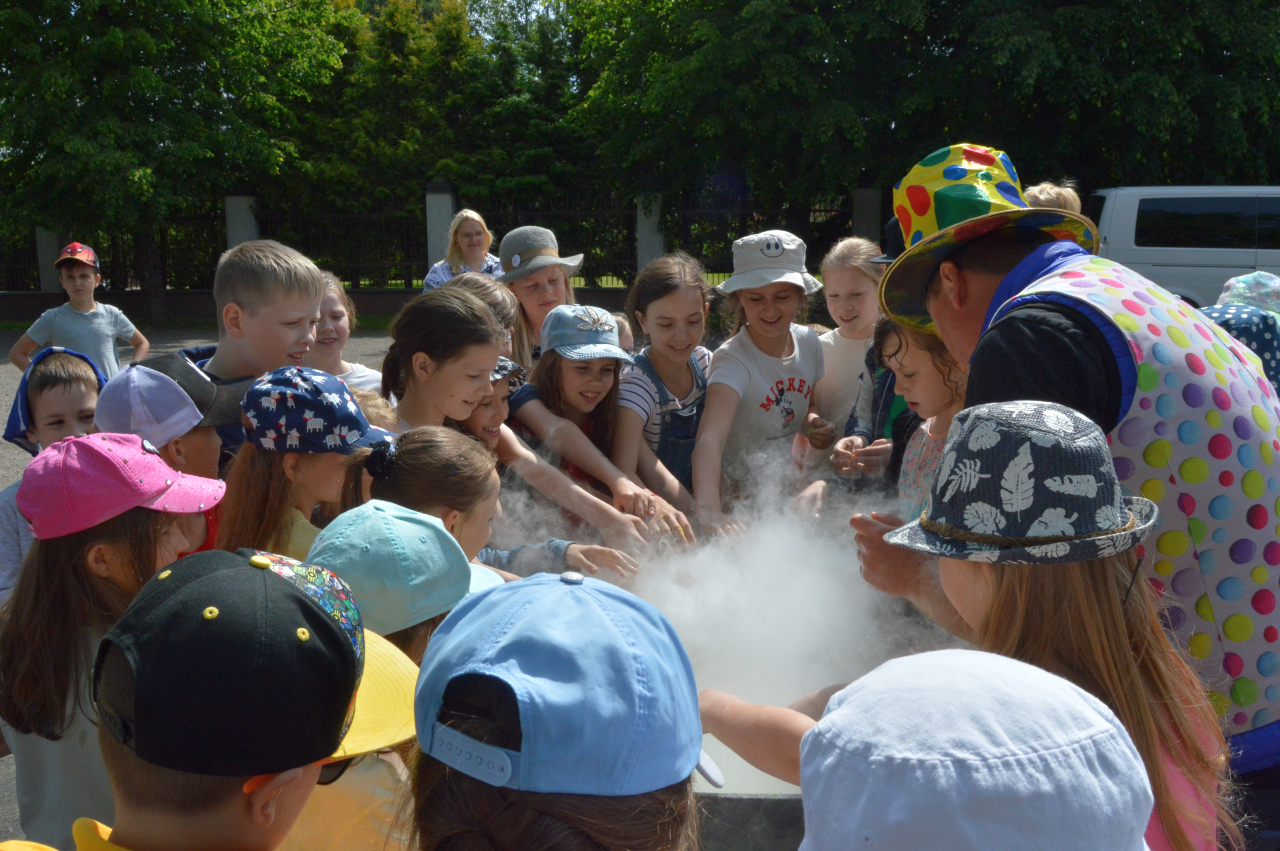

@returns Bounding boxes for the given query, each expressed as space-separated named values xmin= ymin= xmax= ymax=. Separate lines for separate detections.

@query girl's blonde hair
xmin=445 ymin=210 xmax=494 ymax=270
xmin=820 ymin=237 xmax=886 ymax=285
xmin=509 ymin=266 xmax=576 ymax=369
xmin=529 ymin=350 xmax=619 ymax=455
xmin=444 ymin=272 xmax=519 ymax=334
xmin=1024 ymin=179 xmax=1083 ymax=214
xmin=320 ymin=271 xmax=358 ymax=331
xmin=215 ymin=438 xmax=322 ymax=555
xmin=978 ymin=553 xmax=1241 ymax=851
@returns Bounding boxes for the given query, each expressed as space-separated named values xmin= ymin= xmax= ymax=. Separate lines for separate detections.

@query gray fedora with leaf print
xmin=497 ymin=226 xmax=584 ymax=284
xmin=884 ymin=401 xmax=1158 ymax=564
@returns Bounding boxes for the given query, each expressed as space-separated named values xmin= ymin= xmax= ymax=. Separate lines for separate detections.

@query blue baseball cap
xmin=798 ymin=649 xmax=1153 ymax=851
xmin=307 ymin=499 xmax=501 ymax=637
xmin=5 ymin=347 xmax=108 ymax=456
xmin=416 ymin=572 xmax=723 ymax=794
xmin=242 ymin=367 xmax=395 ymax=454
xmin=539 ymin=305 xmax=634 ymax=363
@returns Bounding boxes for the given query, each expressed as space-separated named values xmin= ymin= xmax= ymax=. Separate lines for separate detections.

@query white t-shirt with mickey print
xmin=709 ymin=323 xmax=824 ymax=482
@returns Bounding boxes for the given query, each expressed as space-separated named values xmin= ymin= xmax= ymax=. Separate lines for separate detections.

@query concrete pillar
xmin=637 ymin=194 xmax=664 ymax=271
xmin=425 ymin=181 xmax=456 ymax=266
xmin=225 ymin=195 xmax=259 ymax=248
xmin=853 ymin=188 xmax=881 ymax=241
xmin=35 ymin=228 xmax=62 ymax=292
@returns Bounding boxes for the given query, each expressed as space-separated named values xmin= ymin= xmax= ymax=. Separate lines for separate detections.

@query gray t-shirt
xmin=0 ymin=481 xmax=32 ymax=604
xmin=1 ymin=671 xmax=115 ymax=851
xmin=26 ymin=303 xmax=136 ymax=377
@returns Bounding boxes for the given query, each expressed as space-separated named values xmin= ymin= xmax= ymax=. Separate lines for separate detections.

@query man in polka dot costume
xmin=867 ymin=143 xmax=1280 ymax=779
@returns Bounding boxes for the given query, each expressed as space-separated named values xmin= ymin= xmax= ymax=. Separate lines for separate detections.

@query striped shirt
xmin=617 ymin=346 xmax=712 ymax=451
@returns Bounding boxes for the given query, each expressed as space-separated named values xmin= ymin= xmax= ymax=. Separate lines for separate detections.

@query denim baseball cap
xmin=416 ymin=572 xmax=723 ymax=794
xmin=539 ymin=305 xmax=634 ymax=363
xmin=798 ymin=649 xmax=1153 ymax=851
xmin=307 ymin=499 xmax=498 ymax=637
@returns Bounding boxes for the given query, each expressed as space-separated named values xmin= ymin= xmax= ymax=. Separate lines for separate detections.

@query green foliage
xmin=0 ymin=0 xmax=347 ymax=231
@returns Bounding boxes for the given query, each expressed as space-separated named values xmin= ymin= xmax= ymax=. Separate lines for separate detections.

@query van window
xmin=1259 ymin=197 xmax=1280 ymax=250
xmin=1084 ymin=193 xmax=1106 ymax=227
xmin=1135 ymin=197 xmax=1256 ymax=249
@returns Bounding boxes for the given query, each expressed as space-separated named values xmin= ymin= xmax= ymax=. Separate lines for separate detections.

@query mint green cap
xmin=307 ymin=500 xmax=481 ymax=635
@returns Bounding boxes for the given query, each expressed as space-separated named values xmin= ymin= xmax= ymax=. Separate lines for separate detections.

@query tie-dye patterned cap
xmin=885 ymin=401 xmax=1158 ymax=564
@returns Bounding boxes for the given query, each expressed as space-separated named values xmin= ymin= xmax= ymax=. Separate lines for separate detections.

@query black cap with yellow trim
xmin=93 ymin=549 xmax=417 ymax=777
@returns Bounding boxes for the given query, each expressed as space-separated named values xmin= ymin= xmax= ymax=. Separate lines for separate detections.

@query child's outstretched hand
xmin=699 ymin=689 xmax=815 ymax=786
xmin=565 ymin=544 xmax=640 ymax=579
xmin=792 ymin=480 xmax=827 ymax=518
xmin=831 ymin=437 xmax=891 ymax=477
xmin=602 ymin=512 xmax=650 ymax=555
xmin=695 ymin=507 xmax=746 ymax=537
xmin=613 ymin=481 xmax=658 ymax=520
xmin=648 ymin=497 xmax=697 ymax=546
xmin=806 ymin=414 xmax=836 ymax=450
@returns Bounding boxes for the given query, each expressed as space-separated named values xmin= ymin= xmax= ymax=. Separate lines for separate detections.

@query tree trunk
xmin=132 ymin=225 xmax=166 ymax=326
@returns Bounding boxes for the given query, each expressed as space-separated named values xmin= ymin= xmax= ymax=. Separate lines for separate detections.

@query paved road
xmin=0 ymin=328 xmax=393 ymax=841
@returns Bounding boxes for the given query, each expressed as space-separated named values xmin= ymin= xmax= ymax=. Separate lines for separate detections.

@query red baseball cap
xmin=17 ymin=434 xmax=225 ymax=539
xmin=55 ymin=242 xmax=99 ymax=271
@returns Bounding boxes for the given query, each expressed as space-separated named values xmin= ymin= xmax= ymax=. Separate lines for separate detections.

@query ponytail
xmin=381 ymin=289 xmax=506 ymax=400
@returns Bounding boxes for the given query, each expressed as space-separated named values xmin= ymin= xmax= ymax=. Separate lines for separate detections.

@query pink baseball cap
xmin=17 ymin=434 xmax=226 ymax=540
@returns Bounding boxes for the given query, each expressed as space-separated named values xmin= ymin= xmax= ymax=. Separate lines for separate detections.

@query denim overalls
xmin=632 ymin=351 xmax=707 ymax=491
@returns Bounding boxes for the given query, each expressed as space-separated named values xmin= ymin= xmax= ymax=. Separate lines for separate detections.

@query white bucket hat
xmin=798 ymin=649 xmax=1154 ymax=851
xmin=715 ymin=230 xmax=821 ymax=295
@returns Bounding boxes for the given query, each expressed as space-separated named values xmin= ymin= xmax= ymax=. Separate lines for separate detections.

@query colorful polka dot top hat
xmin=93 ymin=549 xmax=419 ymax=776
xmin=885 ymin=401 xmax=1158 ymax=564
xmin=879 ymin=143 xmax=1098 ymax=334
xmin=242 ymin=366 xmax=395 ymax=454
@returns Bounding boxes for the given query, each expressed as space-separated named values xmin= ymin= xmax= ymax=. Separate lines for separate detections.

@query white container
xmin=1086 ymin=186 xmax=1280 ymax=306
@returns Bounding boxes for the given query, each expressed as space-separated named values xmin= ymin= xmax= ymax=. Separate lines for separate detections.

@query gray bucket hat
xmin=497 ymin=226 xmax=584 ymax=284
xmin=884 ymin=401 xmax=1158 ymax=564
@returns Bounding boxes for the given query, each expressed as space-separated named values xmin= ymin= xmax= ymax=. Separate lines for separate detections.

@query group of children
xmin=0 ymin=184 xmax=1250 ymax=851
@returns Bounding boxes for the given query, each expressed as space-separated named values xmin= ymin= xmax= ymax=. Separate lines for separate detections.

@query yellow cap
xmin=329 ymin=630 xmax=418 ymax=758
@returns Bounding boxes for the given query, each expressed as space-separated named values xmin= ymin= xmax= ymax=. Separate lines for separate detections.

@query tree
xmin=0 ymin=0 xmax=347 ymax=321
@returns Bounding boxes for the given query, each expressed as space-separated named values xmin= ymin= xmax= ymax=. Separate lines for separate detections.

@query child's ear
xmin=411 ymin=351 xmax=436 ymax=382
xmin=223 ymin=303 xmax=245 ymax=338
xmin=245 ymin=767 xmax=308 ymax=828
xmin=439 ymin=508 xmax=462 ymax=535
xmin=633 ymin=311 xmax=647 ymax=336
xmin=159 ymin=437 xmax=185 ymax=472
xmin=281 ymin=452 xmax=301 ymax=484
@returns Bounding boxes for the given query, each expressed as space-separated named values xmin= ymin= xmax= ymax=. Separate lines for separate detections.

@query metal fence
xmin=256 ymin=209 xmax=429 ymax=289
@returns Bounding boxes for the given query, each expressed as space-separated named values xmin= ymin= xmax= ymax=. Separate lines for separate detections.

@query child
xmin=303 ymin=272 xmax=382 ymax=391
xmin=94 ymin=354 xmax=254 ymax=553
xmin=495 ymin=226 xmax=579 ymax=368
xmin=291 ymin=503 xmax=482 ymax=851
xmin=457 ymin=359 xmax=651 ymax=553
xmin=1024 ymin=177 xmax=1083 ymax=213
xmin=810 ymin=238 xmax=882 ymax=456
xmin=612 ymin=311 xmax=635 ymax=351
xmin=882 ymin=401 xmax=1239 ymax=851
xmin=442 ymin=272 xmax=520 ymax=360
xmin=613 ymin=253 xmax=712 ymax=509
xmin=0 ymin=349 xmax=107 ymax=602
xmin=0 ymin=434 xmax=224 ymax=850
xmin=382 ymin=288 xmax=505 ymax=429
xmin=1202 ymin=271 xmax=1280 ymax=389
xmin=341 ymin=427 xmax=638 ymax=579
xmin=179 ymin=240 xmax=326 ymax=461
xmin=691 ymin=230 xmax=832 ymax=531
xmin=423 ymin=209 xmax=503 ymax=288
xmin=508 ymin=304 xmax=686 ymax=534
xmin=349 ymin=388 xmax=398 ymax=431
xmin=413 ymin=573 xmax=722 ymax=849
xmin=701 ymin=650 xmax=1156 ymax=849
xmin=0 ymin=547 xmax=419 ymax=851
xmin=9 ymin=243 xmax=149 ymax=377
xmin=839 ymin=319 xmax=967 ymax=517
xmin=215 ymin=367 xmax=394 ymax=560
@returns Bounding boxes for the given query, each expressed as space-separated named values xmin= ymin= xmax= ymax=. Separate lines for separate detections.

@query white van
xmin=1085 ymin=186 xmax=1280 ymax=306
